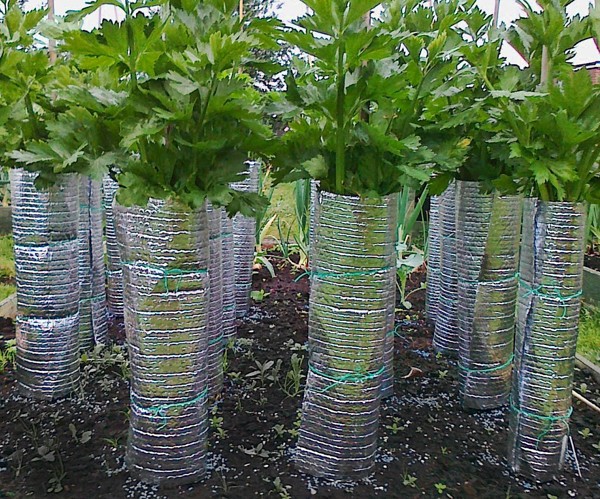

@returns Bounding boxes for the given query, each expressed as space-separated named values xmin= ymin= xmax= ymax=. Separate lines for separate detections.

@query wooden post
xmin=239 ymin=0 xmax=244 ymax=19
xmin=493 ymin=0 xmax=501 ymax=28
xmin=48 ymin=0 xmax=56 ymax=64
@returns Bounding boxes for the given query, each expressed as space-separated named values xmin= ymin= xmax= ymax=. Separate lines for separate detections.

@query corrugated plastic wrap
xmin=295 ymin=192 xmax=397 ymax=479
xmin=508 ymin=199 xmax=585 ymax=481
xmin=10 ymin=169 xmax=81 ymax=399
xmin=455 ymin=181 xmax=521 ymax=410
xmin=426 ymin=195 xmax=441 ymax=321
xmin=115 ymin=199 xmax=210 ymax=486
xmin=206 ymin=203 xmax=224 ymax=397
xmin=78 ymin=176 xmax=108 ymax=350
xmin=309 ymin=180 xmax=319 ymax=264
xmin=103 ymin=176 xmax=124 ymax=316
xmin=232 ymin=161 xmax=259 ymax=318
xmin=221 ymin=208 xmax=237 ymax=342
xmin=433 ymin=183 xmax=458 ymax=356
xmin=381 ymin=193 xmax=399 ymax=400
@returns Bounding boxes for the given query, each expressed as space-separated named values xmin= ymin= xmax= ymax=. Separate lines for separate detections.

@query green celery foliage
xmin=477 ymin=0 xmax=600 ymax=202
xmin=271 ymin=0 xmax=469 ymax=197
xmin=14 ymin=0 xmax=278 ymax=216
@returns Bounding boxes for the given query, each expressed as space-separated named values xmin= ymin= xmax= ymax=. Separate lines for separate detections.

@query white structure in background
xmin=24 ymin=0 xmax=599 ymax=64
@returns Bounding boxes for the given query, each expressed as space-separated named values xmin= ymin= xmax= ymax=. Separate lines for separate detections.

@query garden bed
xmin=1 ymin=257 xmax=599 ymax=498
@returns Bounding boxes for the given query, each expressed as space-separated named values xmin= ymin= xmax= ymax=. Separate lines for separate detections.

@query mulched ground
xmin=1 ymin=256 xmax=600 ymax=498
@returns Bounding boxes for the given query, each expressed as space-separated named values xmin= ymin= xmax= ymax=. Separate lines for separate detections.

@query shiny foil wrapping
xmin=103 ymin=176 xmax=124 ymax=316
xmin=295 ymin=192 xmax=398 ymax=479
xmin=426 ymin=195 xmax=441 ymax=321
xmin=206 ymin=203 xmax=224 ymax=397
xmin=221 ymin=208 xmax=237 ymax=342
xmin=10 ymin=169 xmax=81 ymax=399
xmin=380 ymin=267 xmax=397 ymax=400
xmin=115 ymin=199 xmax=210 ymax=486
xmin=78 ymin=176 xmax=108 ymax=350
xmin=508 ymin=199 xmax=585 ymax=482
xmin=455 ymin=181 xmax=521 ymax=410
xmin=434 ymin=182 xmax=458 ymax=356
xmin=309 ymin=179 xmax=319 ymax=264
xmin=381 ymin=194 xmax=399 ymax=400
xmin=231 ymin=161 xmax=259 ymax=318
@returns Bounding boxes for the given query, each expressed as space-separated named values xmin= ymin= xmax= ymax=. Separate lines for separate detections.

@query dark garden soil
xmin=1 ymin=256 xmax=600 ymax=498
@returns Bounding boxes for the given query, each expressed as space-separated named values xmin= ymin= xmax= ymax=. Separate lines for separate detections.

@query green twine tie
xmin=459 ymin=354 xmax=514 ymax=374
xmin=134 ymin=387 xmax=209 ymax=430
xmin=386 ymin=324 xmax=403 ymax=338
xmin=518 ymin=276 xmax=582 ymax=319
xmin=295 ymin=265 xmax=392 ymax=282
xmin=121 ymin=261 xmax=208 ymax=293
xmin=309 ymin=364 xmax=385 ymax=393
xmin=208 ymin=333 xmax=224 ymax=347
xmin=509 ymin=398 xmax=573 ymax=448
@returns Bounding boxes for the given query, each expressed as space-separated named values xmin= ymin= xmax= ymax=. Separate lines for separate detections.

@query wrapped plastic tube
xmin=206 ymin=203 xmax=224 ymax=397
xmin=381 ymin=194 xmax=399 ymax=400
xmin=221 ymin=208 xmax=236 ymax=342
xmin=10 ymin=169 xmax=81 ymax=400
xmin=103 ymin=176 xmax=124 ymax=316
xmin=78 ymin=176 xmax=108 ymax=349
xmin=508 ymin=199 xmax=585 ymax=482
xmin=455 ymin=181 xmax=521 ymax=410
xmin=295 ymin=191 xmax=398 ymax=479
xmin=380 ymin=271 xmax=397 ymax=400
xmin=115 ymin=199 xmax=210 ymax=486
xmin=309 ymin=180 xmax=319 ymax=264
xmin=434 ymin=182 xmax=458 ymax=356
xmin=231 ymin=161 xmax=259 ymax=318
xmin=426 ymin=195 xmax=441 ymax=321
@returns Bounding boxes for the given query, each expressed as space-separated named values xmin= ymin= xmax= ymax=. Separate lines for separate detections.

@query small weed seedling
xmin=210 ymin=415 xmax=227 ymax=439
xmin=578 ymin=427 xmax=592 ymax=439
xmin=269 ymin=477 xmax=292 ymax=499
xmin=273 ymin=424 xmax=286 ymax=438
xmin=250 ymin=289 xmax=269 ymax=302
xmin=68 ymin=424 xmax=92 ymax=444
xmin=434 ymin=482 xmax=447 ymax=495
xmin=402 ymin=471 xmax=418 ymax=488
xmin=32 ymin=440 xmax=66 ymax=494
xmin=246 ymin=359 xmax=282 ymax=386
xmin=386 ymin=417 xmax=407 ymax=435
xmin=0 ymin=339 xmax=16 ymax=373
xmin=281 ymin=353 xmax=305 ymax=398
xmin=239 ymin=442 xmax=270 ymax=458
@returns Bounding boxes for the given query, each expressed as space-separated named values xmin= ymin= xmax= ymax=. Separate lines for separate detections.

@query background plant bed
xmin=0 ymin=255 xmax=599 ymax=498
xmin=0 ymin=293 xmax=16 ymax=320
xmin=583 ymin=264 xmax=600 ymax=305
